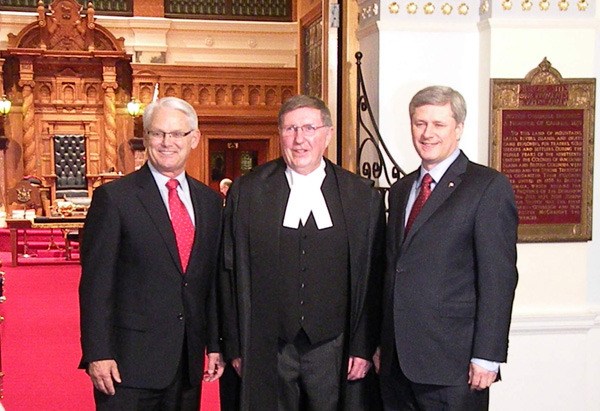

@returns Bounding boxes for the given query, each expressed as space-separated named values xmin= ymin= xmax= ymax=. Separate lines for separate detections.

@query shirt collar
xmin=418 ymin=148 xmax=461 ymax=184
xmin=147 ymin=162 xmax=188 ymax=191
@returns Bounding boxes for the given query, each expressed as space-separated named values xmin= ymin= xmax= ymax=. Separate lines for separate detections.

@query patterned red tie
xmin=166 ymin=179 xmax=195 ymax=272
xmin=405 ymin=173 xmax=433 ymax=235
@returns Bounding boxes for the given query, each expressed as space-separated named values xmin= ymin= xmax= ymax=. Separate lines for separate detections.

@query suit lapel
xmin=395 ymin=171 xmax=417 ymax=250
xmin=254 ymin=160 xmax=289 ymax=263
xmin=135 ymin=165 xmax=183 ymax=274
xmin=187 ymin=178 xmax=207 ymax=277
xmin=403 ymin=153 xmax=468 ymax=246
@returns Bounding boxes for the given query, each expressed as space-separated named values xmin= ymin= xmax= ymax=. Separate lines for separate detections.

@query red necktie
xmin=166 ymin=179 xmax=195 ymax=272
xmin=405 ymin=173 xmax=433 ymax=235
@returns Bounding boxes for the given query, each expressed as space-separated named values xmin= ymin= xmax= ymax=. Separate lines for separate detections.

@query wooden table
xmin=5 ymin=218 xmax=85 ymax=266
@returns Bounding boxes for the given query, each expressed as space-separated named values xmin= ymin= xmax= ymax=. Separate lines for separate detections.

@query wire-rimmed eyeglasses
xmin=280 ymin=124 xmax=329 ymax=137
xmin=146 ymin=130 xmax=194 ymax=140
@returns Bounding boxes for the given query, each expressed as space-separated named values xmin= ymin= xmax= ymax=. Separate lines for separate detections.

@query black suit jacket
xmin=79 ymin=163 xmax=222 ymax=389
xmin=221 ymin=158 xmax=385 ymax=409
xmin=380 ymin=151 xmax=518 ymax=386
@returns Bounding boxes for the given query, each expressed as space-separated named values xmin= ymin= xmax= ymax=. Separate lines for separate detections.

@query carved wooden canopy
xmin=0 ymin=0 xmax=131 ymax=199
xmin=6 ymin=0 xmax=125 ymax=53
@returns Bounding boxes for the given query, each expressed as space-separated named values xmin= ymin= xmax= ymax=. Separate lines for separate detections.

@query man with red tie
xmin=379 ymin=86 xmax=519 ymax=410
xmin=79 ymin=97 xmax=224 ymax=410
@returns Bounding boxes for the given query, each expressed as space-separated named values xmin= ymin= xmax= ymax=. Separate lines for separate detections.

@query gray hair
xmin=278 ymin=95 xmax=333 ymax=128
xmin=143 ymin=97 xmax=199 ymax=131
xmin=409 ymin=86 xmax=467 ymax=124
xmin=219 ymin=178 xmax=232 ymax=189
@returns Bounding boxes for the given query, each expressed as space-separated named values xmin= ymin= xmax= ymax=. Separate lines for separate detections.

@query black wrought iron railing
xmin=0 ymin=0 xmax=132 ymax=16
xmin=355 ymin=51 xmax=406 ymax=201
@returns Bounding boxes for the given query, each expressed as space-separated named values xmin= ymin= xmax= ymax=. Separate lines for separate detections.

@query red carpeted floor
xmin=0 ymin=252 xmax=221 ymax=410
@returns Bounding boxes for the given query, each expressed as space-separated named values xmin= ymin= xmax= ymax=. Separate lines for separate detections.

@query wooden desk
xmin=5 ymin=218 xmax=85 ymax=266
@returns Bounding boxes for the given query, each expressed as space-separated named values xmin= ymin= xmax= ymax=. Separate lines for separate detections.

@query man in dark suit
xmin=220 ymin=95 xmax=385 ymax=409
xmin=79 ymin=97 xmax=225 ymax=410
xmin=379 ymin=86 xmax=518 ymax=410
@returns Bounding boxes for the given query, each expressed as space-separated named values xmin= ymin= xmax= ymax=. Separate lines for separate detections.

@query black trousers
xmin=380 ymin=352 xmax=488 ymax=411
xmin=94 ymin=340 xmax=200 ymax=411
xmin=219 ymin=362 xmax=241 ymax=411
xmin=277 ymin=330 xmax=344 ymax=411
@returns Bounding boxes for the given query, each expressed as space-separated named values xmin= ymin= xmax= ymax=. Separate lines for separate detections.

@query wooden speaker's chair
xmin=53 ymin=135 xmax=88 ymax=200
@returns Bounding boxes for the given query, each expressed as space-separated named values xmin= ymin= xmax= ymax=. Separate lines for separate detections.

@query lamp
xmin=0 ymin=95 xmax=11 ymax=116
xmin=0 ymin=95 xmax=12 ymax=150
xmin=126 ymin=98 xmax=141 ymax=117
xmin=127 ymin=97 xmax=145 ymax=151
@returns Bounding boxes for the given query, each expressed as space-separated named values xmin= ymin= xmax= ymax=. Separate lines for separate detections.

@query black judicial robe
xmin=221 ymin=158 xmax=385 ymax=410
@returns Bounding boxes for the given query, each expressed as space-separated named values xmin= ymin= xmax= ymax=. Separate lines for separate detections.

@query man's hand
xmin=204 ymin=353 xmax=225 ymax=382
xmin=468 ymin=362 xmax=497 ymax=390
xmin=88 ymin=359 xmax=121 ymax=395
xmin=372 ymin=347 xmax=381 ymax=374
xmin=347 ymin=356 xmax=372 ymax=381
xmin=231 ymin=357 xmax=243 ymax=377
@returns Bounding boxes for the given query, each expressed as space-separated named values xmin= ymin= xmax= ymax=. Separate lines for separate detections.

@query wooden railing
xmin=0 ymin=0 xmax=132 ymax=15
xmin=165 ymin=0 xmax=291 ymax=21
xmin=0 ymin=0 xmax=292 ymax=20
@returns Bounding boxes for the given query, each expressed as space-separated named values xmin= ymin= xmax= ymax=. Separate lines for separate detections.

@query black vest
xmin=278 ymin=170 xmax=349 ymax=345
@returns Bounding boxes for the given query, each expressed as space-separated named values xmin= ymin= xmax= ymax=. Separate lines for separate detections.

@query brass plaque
xmin=490 ymin=58 xmax=595 ymax=242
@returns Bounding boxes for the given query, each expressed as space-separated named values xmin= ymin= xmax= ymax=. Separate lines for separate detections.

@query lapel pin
xmin=448 ymin=182 xmax=455 ymax=188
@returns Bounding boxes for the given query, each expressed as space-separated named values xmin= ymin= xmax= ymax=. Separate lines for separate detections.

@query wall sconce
xmin=126 ymin=98 xmax=141 ymax=117
xmin=127 ymin=98 xmax=145 ymax=151
xmin=0 ymin=95 xmax=11 ymax=117
xmin=0 ymin=95 xmax=12 ymax=150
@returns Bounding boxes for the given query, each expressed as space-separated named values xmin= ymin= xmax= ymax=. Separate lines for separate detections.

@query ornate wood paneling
xmin=132 ymin=64 xmax=296 ymax=117
xmin=0 ymin=0 xmax=130 ymax=204
xmin=131 ymin=63 xmax=297 ymax=181
xmin=0 ymin=0 xmax=298 ymax=207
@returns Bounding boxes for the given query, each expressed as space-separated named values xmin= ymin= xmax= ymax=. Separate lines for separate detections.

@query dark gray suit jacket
xmin=79 ymin=163 xmax=222 ymax=389
xmin=221 ymin=158 xmax=385 ymax=409
xmin=380 ymin=151 xmax=518 ymax=386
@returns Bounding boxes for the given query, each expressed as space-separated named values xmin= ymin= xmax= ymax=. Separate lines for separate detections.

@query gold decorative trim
xmin=558 ymin=0 xmax=569 ymax=10
xmin=522 ymin=0 xmax=533 ymax=10
xmin=502 ymin=0 xmax=513 ymax=10
xmin=490 ymin=58 xmax=596 ymax=243
xmin=577 ymin=0 xmax=588 ymax=10
xmin=480 ymin=0 xmax=490 ymax=13
xmin=539 ymin=0 xmax=550 ymax=10
xmin=384 ymin=0 xmax=472 ymax=16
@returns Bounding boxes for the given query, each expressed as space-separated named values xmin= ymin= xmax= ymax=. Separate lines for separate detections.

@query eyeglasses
xmin=280 ymin=124 xmax=329 ymax=137
xmin=146 ymin=130 xmax=194 ymax=140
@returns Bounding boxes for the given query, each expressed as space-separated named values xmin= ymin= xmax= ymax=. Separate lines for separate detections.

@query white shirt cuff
xmin=471 ymin=358 xmax=500 ymax=373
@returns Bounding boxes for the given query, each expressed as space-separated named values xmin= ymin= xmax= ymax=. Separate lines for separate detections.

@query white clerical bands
xmin=282 ymin=162 xmax=333 ymax=230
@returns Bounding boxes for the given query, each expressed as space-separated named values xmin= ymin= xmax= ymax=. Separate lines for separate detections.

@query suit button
xmin=300 ymin=300 xmax=304 ymax=305
xmin=301 ymin=283 xmax=305 ymax=288
xmin=301 ymin=267 xmax=307 ymax=272
xmin=301 ymin=250 xmax=306 ymax=255
xmin=178 ymin=313 xmax=184 ymax=320
xmin=183 ymin=282 xmax=188 ymax=287
xmin=301 ymin=316 xmax=305 ymax=321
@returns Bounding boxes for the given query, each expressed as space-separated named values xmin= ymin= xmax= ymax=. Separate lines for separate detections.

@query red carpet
xmin=0 ymin=252 xmax=221 ymax=410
